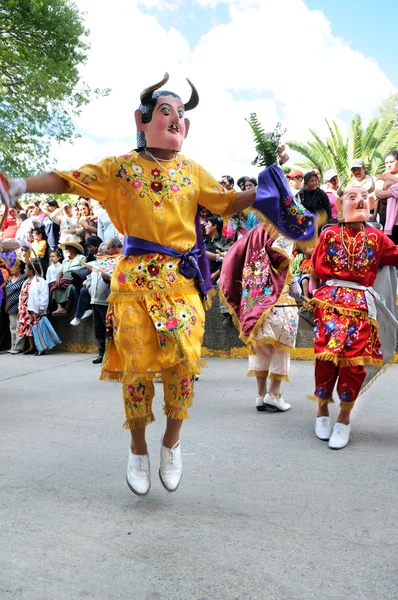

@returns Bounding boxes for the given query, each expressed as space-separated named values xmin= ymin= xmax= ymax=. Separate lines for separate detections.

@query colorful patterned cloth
xmin=57 ymin=152 xmax=237 ymax=388
xmin=310 ymin=223 xmax=398 ymax=407
xmin=253 ymin=165 xmax=316 ymax=241
xmin=310 ymin=224 xmax=398 ymax=368
xmin=220 ymin=223 xmax=297 ymax=348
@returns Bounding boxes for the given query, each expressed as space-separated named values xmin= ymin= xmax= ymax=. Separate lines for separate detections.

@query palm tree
xmin=287 ymin=115 xmax=398 ymax=178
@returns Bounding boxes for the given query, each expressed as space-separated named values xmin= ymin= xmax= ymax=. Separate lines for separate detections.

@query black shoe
xmin=92 ymin=355 xmax=103 ymax=364
xmin=23 ymin=348 xmax=36 ymax=355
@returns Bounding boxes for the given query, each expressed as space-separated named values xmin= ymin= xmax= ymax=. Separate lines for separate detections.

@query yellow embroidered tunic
xmin=57 ymin=152 xmax=236 ymax=383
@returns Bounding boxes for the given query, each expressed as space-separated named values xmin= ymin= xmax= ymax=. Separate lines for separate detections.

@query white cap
xmin=323 ymin=169 xmax=338 ymax=182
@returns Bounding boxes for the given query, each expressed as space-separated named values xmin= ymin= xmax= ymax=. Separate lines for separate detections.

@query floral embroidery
xmin=241 ymin=248 xmax=274 ymax=312
xmin=148 ymin=297 xmax=198 ymax=358
xmin=315 ymin=384 xmax=332 ymax=399
xmin=113 ymin=154 xmax=195 ymax=223
xmin=114 ymin=254 xmax=191 ymax=293
xmin=339 ymin=384 xmax=355 ymax=402
xmin=125 ymin=382 xmax=151 ymax=410
xmin=322 ymin=228 xmax=378 ymax=276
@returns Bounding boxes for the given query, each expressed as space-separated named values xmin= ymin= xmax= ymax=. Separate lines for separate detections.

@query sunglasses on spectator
xmin=289 ymin=175 xmax=303 ymax=180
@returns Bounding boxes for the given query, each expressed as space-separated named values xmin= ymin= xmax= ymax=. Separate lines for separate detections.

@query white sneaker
xmin=126 ymin=451 xmax=150 ymax=495
xmin=70 ymin=317 xmax=81 ymax=326
xmin=264 ymin=393 xmax=291 ymax=412
xmin=255 ymin=395 xmax=266 ymax=411
xmin=7 ymin=349 xmax=12 ymax=353
xmin=328 ymin=423 xmax=351 ymax=450
xmin=81 ymin=309 xmax=93 ymax=321
xmin=10 ymin=349 xmax=22 ymax=355
xmin=159 ymin=439 xmax=183 ymax=492
xmin=315 ymin=416 xmax=332 ymax=441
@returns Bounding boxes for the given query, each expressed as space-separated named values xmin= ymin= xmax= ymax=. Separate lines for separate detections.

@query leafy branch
xmin=246 ymin=113 xmax=286 ymax=167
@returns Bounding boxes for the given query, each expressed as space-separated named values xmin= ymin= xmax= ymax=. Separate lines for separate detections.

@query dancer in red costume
xmin=310 ymin=186 xmax=398 ymax=449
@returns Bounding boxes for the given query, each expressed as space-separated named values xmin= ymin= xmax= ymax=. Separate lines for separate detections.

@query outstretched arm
xmin=235 ymin=187 xmax=257 ymax=212
xmin=25 ymin=174 xmax=68 ymax=195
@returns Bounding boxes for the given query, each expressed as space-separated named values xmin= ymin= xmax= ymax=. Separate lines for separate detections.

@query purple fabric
xmin=253 ymin=165 xmax=316 ymax=241
xmin=122 ymin=232 xmax=209 ymax=299
xmin=0 ymin=251 xmax=17 ymax=305
xmin=194 ymin=213 xmax=213 ymax=294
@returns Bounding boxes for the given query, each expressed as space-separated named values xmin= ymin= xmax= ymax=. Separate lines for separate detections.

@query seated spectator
xmin=237 ymin=176 xmax=249 ymax=191
xmin=31 ymin=227 xmax=48 ymax=276
xmin=18 ymin=261 xmax=49 ymax=355
xmin=50 ymin=237 xmax=86 ymax=315
xmin=204 ymin=216 xmax=232 ymax=284
xmin=85 ymin=235 xmax=103 ymax=262
xmin=5 ymin=258 xmax=26 ymax=354
xmin=46 ymin=249 xmax=63 ymax=284
xmin=292 ymin=246 xmax=314 ymax=299
xmin=244 ymin=177 xmax=257 ymax=190
xmin=40 ymin=200 xmax=61 ymax=251
xmin=1 ymin=208 xmax=19 ymax=240
xmin=299 ymin=172 xmax=332 ymax=222
xmin=226 ymin=210 xmax=259 ymax=241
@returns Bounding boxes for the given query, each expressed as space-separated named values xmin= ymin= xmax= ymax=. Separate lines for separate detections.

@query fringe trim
xmin=203 ymin=288 xmax=216 ymax=311
xmin=249 ymin=335 xmax=295 ymax=354
xmin=163 ymin=406 xmax=190 ymax=420
xmin=339 ymin=401 xmax=356 ymax=412
xmin=218 ymin=273 xmax=295 ymax=350
xmin=310 ymin=297 xmax=378 ymax=328
xmin=123 ymin=413 xmax=156 ymax=430
xmin=246 ymin=370 xmax=269 ymax=378
xmin=108 ymin=284 xmax=198 ymax=303
xmin=307 ymin=394 xmax=335 ymax=405
xmin=359 ymin=364 xmax=388 ymax=396
xmin=269 ymin=373 xmax=290 ymax=382
xmin=100 ymin=358 xmax=206 ymax=384
xmin=314 ymin=353 xmax=383 ymax=368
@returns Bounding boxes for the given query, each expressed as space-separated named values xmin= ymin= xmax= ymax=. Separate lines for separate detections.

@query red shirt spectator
xmin=1 ymin=209 xmax=19 ymax=240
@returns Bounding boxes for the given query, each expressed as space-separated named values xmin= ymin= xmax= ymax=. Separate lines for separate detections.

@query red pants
xmin=313 ymin=359 xmax=366 ymax=410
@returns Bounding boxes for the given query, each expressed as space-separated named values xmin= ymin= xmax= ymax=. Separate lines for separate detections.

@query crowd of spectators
xmin=0 ymin=196 xmax=123 ymax=361
xmin=1 ymin=150 xmax=398 ymax=349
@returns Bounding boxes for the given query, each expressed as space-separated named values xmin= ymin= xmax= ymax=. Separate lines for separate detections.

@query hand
xmin=56 ymin=271 xmax=63 ymax=281
xmin=79 ymin=218 xmax=88 ymax=228
xmin=211 ymin=271 xmax=220 ymax=282
xmin=67 ymin=227 xmax=76 ymax=234
xmin=3 ymin=177 xmax=27 ymax=207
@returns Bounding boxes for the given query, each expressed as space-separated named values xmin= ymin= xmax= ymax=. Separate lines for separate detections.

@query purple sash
xmin=122 ymin=216 xmax=212 ymax=298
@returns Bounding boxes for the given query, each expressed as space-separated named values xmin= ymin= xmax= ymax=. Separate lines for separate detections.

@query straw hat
xmin=59 ymin=236 xmax=84 ymax=254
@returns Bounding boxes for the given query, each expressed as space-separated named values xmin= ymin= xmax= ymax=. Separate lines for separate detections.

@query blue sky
xmin=141 ymin=0 xmax=397 ymax=85
xmin=306 ymin=0 xmax=397 ymax=84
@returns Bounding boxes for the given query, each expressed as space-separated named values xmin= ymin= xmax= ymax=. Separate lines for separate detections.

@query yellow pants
xmin=122 ymin=369 xmax=196 ymax=430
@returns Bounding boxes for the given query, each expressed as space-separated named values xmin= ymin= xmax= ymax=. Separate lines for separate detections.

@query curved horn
xmin=140 ymin=72 xmax=170 ymax=105
xmin=184 ymin=78 xmax=199 ymax=111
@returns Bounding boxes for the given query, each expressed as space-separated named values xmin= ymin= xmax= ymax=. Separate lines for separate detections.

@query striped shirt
xmin=5 ymin=275 xmax=27 ymax=314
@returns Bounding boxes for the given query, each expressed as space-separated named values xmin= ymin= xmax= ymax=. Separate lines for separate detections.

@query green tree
xmin=379 ymin=92 xmax=398 ymax=128
xmin=287 ymin=114 xmax=398 ymax=178
xmin=0 ymin=0 xmax=105 ymax=176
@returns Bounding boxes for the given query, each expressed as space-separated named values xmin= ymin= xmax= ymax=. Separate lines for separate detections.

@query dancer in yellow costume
xmin=3 ymin=74 xmax=259 ymax=496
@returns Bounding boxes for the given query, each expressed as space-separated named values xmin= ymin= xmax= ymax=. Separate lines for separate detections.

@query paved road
xmin=1 ymin=352 xmax=397 ymax=600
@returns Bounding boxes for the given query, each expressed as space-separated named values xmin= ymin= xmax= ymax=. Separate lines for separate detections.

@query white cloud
xmin=53 ymin=0 xmax=395 ymax=181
